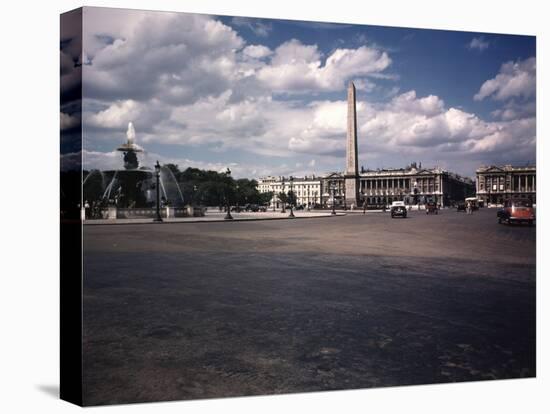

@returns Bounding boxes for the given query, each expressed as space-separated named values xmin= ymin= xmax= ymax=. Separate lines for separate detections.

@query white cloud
xmin=256 ymin=39 xmax=391 ymax=93
xmin=491 ymin=100 xmax=536 ymax=121
xmin=242 ymin=44 xmax=272 ymax=59
xmin=474 ymin=57 xmax=536 ymax=101
xmin=468 ymin=37 xmax=489 ymax=51
xmin=86 ymin=100 xmax=142 ymax=129
xmin=83 ymin=9 xmax=245 ymax=104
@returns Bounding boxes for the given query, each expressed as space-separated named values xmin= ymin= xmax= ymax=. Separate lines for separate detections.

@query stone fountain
xmin=83 ymin=123 xmax=194 ymax=220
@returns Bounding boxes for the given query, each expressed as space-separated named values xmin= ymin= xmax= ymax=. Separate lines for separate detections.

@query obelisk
xmin=345 ymin=81 xmax=359 ymax=206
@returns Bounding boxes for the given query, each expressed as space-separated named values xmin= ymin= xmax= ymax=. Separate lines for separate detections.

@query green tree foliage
xmin=259 ymin=191 xmax=274 ymax=206
xmin=161 ymin=165 xmax=265 ymax=207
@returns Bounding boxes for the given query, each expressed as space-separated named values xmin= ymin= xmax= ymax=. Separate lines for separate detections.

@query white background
xmin=0 ymin=0 xmax=547 ymax=412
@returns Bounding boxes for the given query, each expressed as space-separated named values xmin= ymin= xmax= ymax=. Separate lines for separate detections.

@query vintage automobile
xmin=465 ymin=197 xmax=480 ymax=211
xmin=497 ymin=199 xmax=535 ymax=226
xmin=456 ymin=201 xmax=467 ymax=212
xmin=425 ymin=200 xmax=439 ymax=215
xmin=244 ymin=203 xmax=262 ymax=212
xmin=390 ymin=201 xmax=407 ymax=218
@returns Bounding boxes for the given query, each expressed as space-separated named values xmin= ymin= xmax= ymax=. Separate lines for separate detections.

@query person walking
xmin=363 ymin=200 xmax=367 ymax=215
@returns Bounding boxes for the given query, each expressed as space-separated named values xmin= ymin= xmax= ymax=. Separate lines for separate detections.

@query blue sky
xmin=60 ymin=7 xmax=536 ymax=178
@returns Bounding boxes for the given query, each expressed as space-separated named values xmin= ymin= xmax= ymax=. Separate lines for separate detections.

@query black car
xmin=456 ymin=201 xmax=466 ymax=212
xmin=426 ymin=201 xmax=439 ymax=214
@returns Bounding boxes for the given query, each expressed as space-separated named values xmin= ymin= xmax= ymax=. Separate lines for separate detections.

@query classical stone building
xmin=321 ymin=172 xmax=346 ymax=207
xmin=321 ymin=163 xmax=475 ymax=208
xmin=476 ymin=165 xmax=536 ymax=205
xmin=257 ymin=175 xmax=321 ymax=209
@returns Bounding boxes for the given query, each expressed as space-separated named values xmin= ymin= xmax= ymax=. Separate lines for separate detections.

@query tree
xmin=259 ymin=191 xmax=274 ymax=206
xmin=234 ymin=178 xmax=262 ymax=205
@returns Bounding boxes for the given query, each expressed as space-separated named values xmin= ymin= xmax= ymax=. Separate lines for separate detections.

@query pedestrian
xmin=467 ymin=201 xmax=472 ymax=214
xmin=363 ymin=200 xmax=367 ymax=215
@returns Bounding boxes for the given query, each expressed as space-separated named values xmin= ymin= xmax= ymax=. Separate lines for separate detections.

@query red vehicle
xmin=497 ymin=199 xmax=535 ymax=226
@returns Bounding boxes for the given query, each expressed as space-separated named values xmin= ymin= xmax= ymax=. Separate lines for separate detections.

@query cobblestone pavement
xmin=82 ymin=208 xmax=536 ymax=405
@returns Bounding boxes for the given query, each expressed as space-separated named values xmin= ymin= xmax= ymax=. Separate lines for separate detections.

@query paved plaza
xmin=82 ymin=208 xmax=536 ymax=405
xmin=83 ymin=209 xmax=345 ymax=225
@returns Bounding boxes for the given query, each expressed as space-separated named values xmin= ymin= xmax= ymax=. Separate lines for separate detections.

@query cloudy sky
xmin=61 ymin=7 xmax=536 ymax=178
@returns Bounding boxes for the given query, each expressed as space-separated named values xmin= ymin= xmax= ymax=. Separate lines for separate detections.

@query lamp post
xmin=331 ymin=182 xmax=336 ymax=215
xmin=235 ymin=184 xmax=240 ymax=212
xmin=289 ymin=176 xmax=295 ymax=218
xmin=224 ymin=167 xmax=233 ymax=220
xmin=281 ymin=177 xmax=286 ymax=213
xmin=153 ymin=161 xmax=163 ymax=222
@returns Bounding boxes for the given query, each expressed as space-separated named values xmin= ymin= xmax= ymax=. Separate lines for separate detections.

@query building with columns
xmin=257 ymin=175 xmax=322 ymax=209
xmin=321 ymin=163 xmax=475 ymax=208
xmin=476 ymin=165 xmax=536 ymax=205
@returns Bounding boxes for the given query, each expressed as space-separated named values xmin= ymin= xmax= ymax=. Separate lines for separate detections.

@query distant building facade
xmin=321 ymin=163 xmax=475 ymax=208
xmin=476 ymin=165 xmax=536 ymax=205
xmin=257 ymin=175 xmax=322 ymax=208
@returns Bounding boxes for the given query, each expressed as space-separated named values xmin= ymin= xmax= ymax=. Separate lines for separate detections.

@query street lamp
xmin=280 ymin=177 xmax=286 ymax=213
xmin=289 ymin=176 xmax=295 ymax=218
xmin=235 ymin=183 xmax=240 ymax=212
xmin=224 ymin=167 xmax=233 ymax=220
xmin=331 ymin=181 xmax=336 ymax=215
xmin=153 ymin=160 xmax=163 ymax=222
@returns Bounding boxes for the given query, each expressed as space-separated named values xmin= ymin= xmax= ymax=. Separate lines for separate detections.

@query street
xmin=82 ymin=208 xmax=536 ymax=405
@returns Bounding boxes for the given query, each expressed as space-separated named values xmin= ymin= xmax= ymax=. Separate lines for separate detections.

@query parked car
xmin=245 ymin=203 xmax=259 ymax=212
xmin=456 ymin=201 xmax=466 ymax=212
xmin=390 ymin=201 xmax=407 ymax=218
xmin=425 ymin=200 xmax=439 ymax=215
xmin=497 ymin=199 xmax=535 ymax=226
